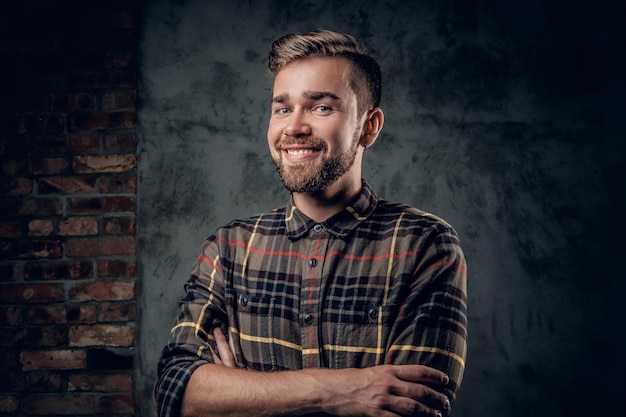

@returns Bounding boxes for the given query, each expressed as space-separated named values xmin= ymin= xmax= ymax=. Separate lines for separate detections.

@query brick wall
xmin=0 ymin=1 xmax=138 ymax=415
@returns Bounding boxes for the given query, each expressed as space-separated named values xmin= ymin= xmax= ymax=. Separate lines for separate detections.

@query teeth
xmin=286 ymin=149 xmax=315 ymax=155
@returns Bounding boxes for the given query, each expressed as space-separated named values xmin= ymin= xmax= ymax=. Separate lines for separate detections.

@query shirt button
xmin=304 ymin=313 xmax=314 ymax=325
xmin=367 ymin=307 xmax=378 ymax=319
xmin=240 ymin=295 xmax=248 ymax=306
xmin=308 ymin=258 xmax=318 ymax=267
xmin=313 ymin=224 xmax=323 ymax=233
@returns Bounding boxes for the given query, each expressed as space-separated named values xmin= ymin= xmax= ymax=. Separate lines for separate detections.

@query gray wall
xmin=137 ymin=0 xmax=625 ymax=416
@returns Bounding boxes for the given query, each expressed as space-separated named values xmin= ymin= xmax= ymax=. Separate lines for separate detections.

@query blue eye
xmin=277 ymin=107 xmax=290 ymax=114
xmin=315 ymin=105 xmax=331 ymax=113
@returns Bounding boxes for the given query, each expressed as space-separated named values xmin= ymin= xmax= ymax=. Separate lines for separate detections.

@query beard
xmin=273 ymin=134 xmax=359 ymax=194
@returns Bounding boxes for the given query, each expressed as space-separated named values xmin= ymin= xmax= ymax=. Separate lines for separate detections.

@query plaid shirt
xmin=156 ymin=181 xmax=467 ymax=417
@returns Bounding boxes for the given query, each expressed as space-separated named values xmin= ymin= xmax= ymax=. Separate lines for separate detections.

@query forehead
xmin=272 ymin=56 xmax=354 ymax=99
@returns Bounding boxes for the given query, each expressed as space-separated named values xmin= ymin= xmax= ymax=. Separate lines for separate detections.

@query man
xmin=156 ymin=29 xmax=467 ymax=417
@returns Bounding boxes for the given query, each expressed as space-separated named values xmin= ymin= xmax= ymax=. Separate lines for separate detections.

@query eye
xmin=314 ymin=105 xmax=331 ymax=113
xmin=274 ymin=107 xmax=291 ymax=115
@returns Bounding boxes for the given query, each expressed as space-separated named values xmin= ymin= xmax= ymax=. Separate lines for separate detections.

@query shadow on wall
xmin=137 ymin=1 xmax=626 ymax=417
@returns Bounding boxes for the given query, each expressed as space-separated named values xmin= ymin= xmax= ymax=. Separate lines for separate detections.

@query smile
xmin=286 ymin=149 xmax=316 ymax=155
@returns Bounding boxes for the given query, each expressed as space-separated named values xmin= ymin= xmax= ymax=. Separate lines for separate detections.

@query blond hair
xmin=269 ymin=29 xmax=382 ymax=113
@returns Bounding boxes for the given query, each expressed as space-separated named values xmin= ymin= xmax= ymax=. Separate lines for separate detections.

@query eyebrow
xmin=271 ymin=90 xmax=342 ymax=104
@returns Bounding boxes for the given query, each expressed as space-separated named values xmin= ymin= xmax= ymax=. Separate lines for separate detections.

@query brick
xmin=20 ymin=349 xmax=87 ymax=371
xmin=15 ymin=114 xmax=64 ymax=134
xmin=18 ymin=197 xmax=63 ymax=216
xmin=1 ymin=158 xmax=31 ymax=176
xmin=0 ymin=240 xmax=63 ymax=260
xmin=98 ymin=394 xmax=134 ymax=414
xmin=97 ymin=259 xmax=135 ymax=277
xmin=69 ymin=70 xmax=135 ymax=91
xmin=66 ymin=304 xmax=97 ymax=323
xmin=0 ymin=307 xmax=23 ymax=325
xmin=27 ymin=304 xmax=96 ymax=325
xmin=0 ymin=351 xmax=18 ymax=370
xmin=66 ymin=236 xmax=135 ymax=257
xmin=68 ymin=134 xmax=101 ymax=151
xmin=23 ymin=394 xmax=94 ymax=415
xmin=58 ymin=217 xmax=98 ymax=236
xmin=68 ymin=112 xmax=108 ymax=131
xmin=67 ymin=196 xmax=136 ymax=214
xmin=86 ymin=348 xmax=133 ymax=370
xmin=32 ymin=156 xmax=69 ymax=175
xmin=25 ymin=261 xmax=94 ymax=281
xmin=98 ymin=172 xmax=136 ymax=193
xmin=0 ymin=395 xmax=18 ymax=413
xmin=0 ymin=176 xmax=33 ymax=195
xmin=35 ymin=134 xmax=100 ymax=153
xmin=1 ymin=158 xmax=30 ymax=175
xmin=53 ymin=93 xmax=95 ymax=111
xmin=0 ymin=283 xmax=64 ymax=303
xmin=105 ymin=51 xmax=135 ymax=69
xmin=103 ymin=216 xmax=135 ymax=235
xmin=98 ymin=302 xmax=135 ymax=322
xmin=68 ymin=280 xmax=134 ymax=302
xmin=27 ymin=305 xmax=66 ymax=324
xmin=69 ymin=324 xmax=134 ymax=347
xmin=103 ymin=131 xmax=136 ymax=150
xmin=0 ymin=262 xmax=20 ymax=281
xmin=73 ymin=153 xmax=136 ymax=174
xmin=28 ymin=219 xmax=54 ymax=236
xmin=68 ymin=111 xmax=136 ymax=131
xmin=29 ymin=372 xmax=62 ymax=392
xmin=68 ymin=372 xmax=132 ymax=392
xmin=0 ymin=372 xmax=26 ymax=391
xmin=39 ymin=176 xmax=97 ymax=194
xmin=99 ymin=90 xmax=136 ymax=109
xmin=109 ymin=111 xmax=137 ymax=128
xmin=12 ymin=326 xmax=67 ymax=347
xmin=0 ymin=221 xmax=22 ymax=238
xmin=34 ymin=135 xmax=68 ymax=153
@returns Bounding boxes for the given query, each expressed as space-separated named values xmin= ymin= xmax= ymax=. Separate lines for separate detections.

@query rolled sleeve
xmin=155 ymin=237 xmax=228 ymax=417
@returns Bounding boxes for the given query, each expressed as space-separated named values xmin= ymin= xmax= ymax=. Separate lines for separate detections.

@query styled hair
xmin=268 ymin=29 xmax=382 ymax=113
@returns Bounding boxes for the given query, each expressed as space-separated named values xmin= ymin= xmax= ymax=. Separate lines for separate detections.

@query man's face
xmin=267 ymin=56 xmax=365 ymax=194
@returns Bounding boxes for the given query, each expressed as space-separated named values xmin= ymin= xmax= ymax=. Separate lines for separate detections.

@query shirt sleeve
xmin=385 ymin=221 xmax=468 ymax=405
xmin=155 ymin=237 xmax=228 ymax=417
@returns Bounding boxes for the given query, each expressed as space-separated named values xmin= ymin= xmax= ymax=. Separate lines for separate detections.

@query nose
xmin=284 ymin=110 xmax=311 ymax=137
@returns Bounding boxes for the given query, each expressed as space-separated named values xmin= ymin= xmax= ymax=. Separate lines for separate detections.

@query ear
xmin=359 ymin=107 xmax=384 ymax=148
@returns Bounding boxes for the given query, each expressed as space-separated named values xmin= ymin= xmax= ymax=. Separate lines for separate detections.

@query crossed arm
xmin=179 ymin=328 xmax=452 ymax=417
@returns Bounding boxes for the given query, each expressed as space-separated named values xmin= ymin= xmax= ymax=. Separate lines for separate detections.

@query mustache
xmin=277 ymin=136 xmax=326 ymax=150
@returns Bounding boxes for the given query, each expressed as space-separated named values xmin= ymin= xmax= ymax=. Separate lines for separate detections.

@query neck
xmin=292 ymin=176 xmax=362 ymax=223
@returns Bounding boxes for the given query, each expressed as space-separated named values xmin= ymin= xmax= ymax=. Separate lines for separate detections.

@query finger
xmin=228 ymin=329 xmax=237 ymax=361
xmin=400 ymin=383 xmax=450 ymax=414
xmin=207 ymin=344 xmax=223 ymax=366
xmin=213 ymin=327 xmax=236 ymax=368
xmin=393 ymin=365 xmax=449 ymax=386
xmin=387 ymin=396 xmax=444 ymax=417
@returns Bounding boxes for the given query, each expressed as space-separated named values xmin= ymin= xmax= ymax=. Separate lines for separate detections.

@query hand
xmin=209 ymin=327 xmax=237 ymax=367
xmin=209 ymin=327 xmax=449 ymax=417
xmin=322 ymin=364 xmax=451 ymax=417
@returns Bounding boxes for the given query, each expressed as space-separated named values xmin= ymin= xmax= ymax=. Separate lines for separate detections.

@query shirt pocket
xmin=232 ymin=291 xmax=280 ymax=371
xmin=326 ymin=303 xmax=398 ymax=368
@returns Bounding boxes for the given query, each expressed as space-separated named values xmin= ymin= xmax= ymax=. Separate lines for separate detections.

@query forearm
xmin=181 ymin=362 xmax=450 ymax=417
xmin=181 ymin=364 xmax=335 ymax=417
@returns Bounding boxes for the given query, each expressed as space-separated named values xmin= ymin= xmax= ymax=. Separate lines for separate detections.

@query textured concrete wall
xmin=137 ymin=1 xmax=625 ymax=416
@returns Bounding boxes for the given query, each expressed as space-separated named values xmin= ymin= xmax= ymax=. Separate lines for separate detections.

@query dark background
xmin=2 ymin=0 xmax=625 ymax=416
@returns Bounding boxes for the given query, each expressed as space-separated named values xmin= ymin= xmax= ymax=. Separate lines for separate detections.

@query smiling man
xmin=156 ymin=29 xmax=467 ymax=417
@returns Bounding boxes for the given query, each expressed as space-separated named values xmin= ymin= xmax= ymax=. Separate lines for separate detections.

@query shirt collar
xmin=285 ymin=180 xmax=378 ymax=240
